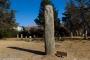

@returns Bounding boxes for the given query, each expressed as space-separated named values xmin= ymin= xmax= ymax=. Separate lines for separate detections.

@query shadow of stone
xmin=7 ymin=47 xmax=46 ymax=55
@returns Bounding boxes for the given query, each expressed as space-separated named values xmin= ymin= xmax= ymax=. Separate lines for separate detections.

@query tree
xmin=63 ymin=0 xmax=90 ymax=37
xmin=63 ymin=0 xmax=80 ymax=36
xmin=0 ymin=0 xmax=17 ymax=38
xmin=34 ymin=0 xmax=60 ymax=36
xmin=75 ymin=0 xmax=90 ymax=38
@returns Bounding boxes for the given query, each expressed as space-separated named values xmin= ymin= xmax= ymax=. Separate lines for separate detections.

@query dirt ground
xmin=0 ymin=38 xmax=90 ymax=60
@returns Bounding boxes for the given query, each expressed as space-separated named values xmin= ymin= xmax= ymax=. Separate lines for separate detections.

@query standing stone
xmin=17 ymin=34 xmax=19 ymax=40
xmin=44 ymin=5 xmax=55 ymax=55
xmin=21 ymin=34 xmax=23 ymax=40
xmin=29 ymin=36 xmax=32 ymax=41
xmin=85 ymin=30 xmax=88 ymax=39
xmin=76 ymin=30 xmax=78 ymax=36
xmin=25 ymin=36 xmax=28 ymax=41
xmin=71 ymin=32 xmax=73 ymax=38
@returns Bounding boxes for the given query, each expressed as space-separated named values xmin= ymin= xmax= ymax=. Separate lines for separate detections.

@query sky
xmin=10 ymin=0 xmax=67 ymax=26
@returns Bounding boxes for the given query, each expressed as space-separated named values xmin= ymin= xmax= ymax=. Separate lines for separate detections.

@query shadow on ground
xmin=7 ymin=47 xmax=46 ymax=55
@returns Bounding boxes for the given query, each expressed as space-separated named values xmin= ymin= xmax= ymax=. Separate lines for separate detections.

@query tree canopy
xmin=63 ymin=0 xmax=90 ymax=36
xmin=34 ymin=0 xmax=60 ymax=36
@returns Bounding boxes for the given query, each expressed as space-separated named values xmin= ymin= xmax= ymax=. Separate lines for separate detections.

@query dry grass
xmin=0 ymin=38 xmax=90 ymax=60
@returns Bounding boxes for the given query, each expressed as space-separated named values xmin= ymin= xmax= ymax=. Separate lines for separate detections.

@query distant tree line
xmin=18 ymin=26 xmax=43 ymax=38
xmin=1 ymin=0 xmax=90 ymax=38
xmin=62 ymin=0 xmax=90 ymax=36
xmin=17 ymin=0 xmax=90 ymax=38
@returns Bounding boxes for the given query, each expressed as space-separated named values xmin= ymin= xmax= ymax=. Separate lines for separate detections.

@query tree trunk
xmin=44 ymin=5 xmax=55 ymax=55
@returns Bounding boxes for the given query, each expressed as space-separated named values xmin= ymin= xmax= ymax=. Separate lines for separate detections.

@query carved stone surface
xmin=45 ymin=5 xmax=55 ymax=55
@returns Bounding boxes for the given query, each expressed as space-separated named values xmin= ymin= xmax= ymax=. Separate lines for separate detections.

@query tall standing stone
xmin=44 ymin=5 xmax=55 ymax=55
xmin=17 ymin=34 xmax=19 ymax=40
xmin=85 ymin=30 xmax=88 ymax=39
xmin=21 ymin=34 xmax=23 ymax=40
xmin=71 ymin=32 xmax=73 ymax=38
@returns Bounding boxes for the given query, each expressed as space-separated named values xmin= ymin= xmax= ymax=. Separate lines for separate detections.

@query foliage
xmin=0 ymin=29 xmax=18 ymax=38
xmin=29 ymin=26 xmax=44 ymax=38
xmin=62 ymin=0 xmax=90 ymax=36
xmin=34 ymin=0 xmax=60 ymax=36
xmin=0 ymin=0 xmax=18 ymax=38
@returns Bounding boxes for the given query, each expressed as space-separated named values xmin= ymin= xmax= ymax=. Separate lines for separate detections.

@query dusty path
xmin=0 ymin=39 xmax=90 ymax=60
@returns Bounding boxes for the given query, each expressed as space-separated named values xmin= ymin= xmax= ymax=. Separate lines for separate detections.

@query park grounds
xmin=0 ymin=37 xmax=90 ymax=60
